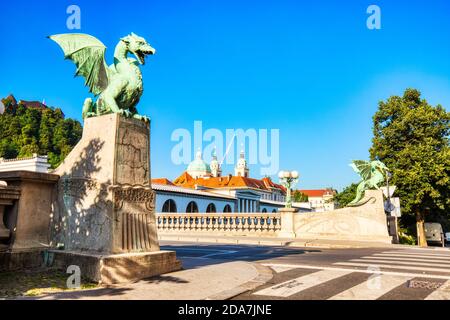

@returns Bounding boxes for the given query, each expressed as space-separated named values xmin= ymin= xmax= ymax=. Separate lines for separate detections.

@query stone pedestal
xmin=0 ymin=171 xmax=58 ymax=251
xmin=278 ymin=207 xmax=298 ymax=239
xmin=50 ymin=250 xmax=181 ymax=285
xmin=51 ymin=113 xmax=181 ymax=283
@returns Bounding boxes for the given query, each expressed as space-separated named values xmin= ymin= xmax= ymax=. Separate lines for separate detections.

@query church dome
xmin=187 ymin=151 xmax=211 ymax=176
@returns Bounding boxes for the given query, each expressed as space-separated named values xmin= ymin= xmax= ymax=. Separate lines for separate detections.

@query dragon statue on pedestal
xmin=49 ymin=32 xmax=155 ymax=122
xmin=348 ymin=160 xmax=389 ymax=206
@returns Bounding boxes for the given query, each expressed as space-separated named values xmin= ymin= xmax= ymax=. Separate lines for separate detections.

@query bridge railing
xmin=156 ymin=212 xmax=281 ymax=236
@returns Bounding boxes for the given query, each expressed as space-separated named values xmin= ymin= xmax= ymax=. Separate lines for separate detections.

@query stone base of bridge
xmin=49 ymin=250 xmax=182 ymax=284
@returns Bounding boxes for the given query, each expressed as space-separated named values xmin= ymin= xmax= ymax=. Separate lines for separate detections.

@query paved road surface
xmin=160 ymin=242 xmax=450 ymax=300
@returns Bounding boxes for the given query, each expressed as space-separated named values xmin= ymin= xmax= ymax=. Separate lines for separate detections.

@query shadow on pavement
xmin=161 ymin=243 xmax=322 ymax=269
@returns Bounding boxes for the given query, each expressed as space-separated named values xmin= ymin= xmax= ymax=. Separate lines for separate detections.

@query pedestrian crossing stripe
xmin=379 ymin=252 xmax=450 ymax=259
xmin=255 ymin=265 xmax=450 ymax=299
xmin=267 ymin=265 xmax=299 ymax=273
xmin=328 ymin=274 xmax=412 ymax=300
xmin=262 ymin=263 xmax=450 ymax=280
xmin=425 ymin=280 xmax=450 ymax=300
xmin=334 ymin=262 xmax=450 ymax=273
xmin=351 ymin=258 xmax=450 ymax=268
xmin=362 ymin=255 xmax=450 ymax=264
xmin=253 ymin=269 xmax=352 ymax=297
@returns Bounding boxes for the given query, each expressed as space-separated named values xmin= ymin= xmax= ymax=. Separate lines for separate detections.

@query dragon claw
xmin=118 ymin=109 xmax=132 ymax=117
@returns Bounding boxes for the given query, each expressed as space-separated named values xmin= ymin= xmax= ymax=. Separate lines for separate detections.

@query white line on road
xmin=425 ymin=280 xmax=450 ymax=300
xmin=335 ymin=262 xmax=450 ymax=273
xmin=328 ymin=274 xmax=412 ymax=300
xmin=381 ymin=251 xmax=450 ymax=258
xmin=352 ymin=258 xmax=450 ymax=268
xmin=267 ymin=265 xmax=300 ymax=273
xmin=253 ymin=269 xmax=352 ymax=297
xmin=173 ymin=248 xmax=238 ymax=258
xmin=391 ymin=247 xmax=450 ymax=253
xmin=374 ymin=253 xmax=450 ymax=260
xmin=260 ymin=263 xmax=450 ymax=280
xmin=362 ymin=255 xmax=450 ymax=264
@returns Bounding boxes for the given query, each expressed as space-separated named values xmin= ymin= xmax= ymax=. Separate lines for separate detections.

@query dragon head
xmin=372 ymin=160 xmax=389 ymax=174
xmin=121 ymin=32 xmax=156 ymax=65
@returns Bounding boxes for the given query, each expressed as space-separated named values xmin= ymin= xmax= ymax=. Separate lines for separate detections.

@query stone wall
xmin=0 ymin=171 xmax=59 ymax=250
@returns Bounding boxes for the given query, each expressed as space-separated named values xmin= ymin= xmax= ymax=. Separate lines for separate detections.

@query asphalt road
xmin=160 ymin=241 xmax=450 ymax=300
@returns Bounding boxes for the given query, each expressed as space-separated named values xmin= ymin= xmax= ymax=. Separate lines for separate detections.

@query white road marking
xmin=328 ymin=274 xmax=411 ymax=300
xmin=266 ymin=265 xmax=300 ymax=273
xmin=395 ymin=247 xmax=450 ymax=253
xmin=200 ymin=250 xmax=238 ymax=258
xmin=174 ymin=248 xmax=237 ymax=258
xmin=335 ymin=262 xmax=450 ymax=273
xmin=352 ymin=258 xmax=450 ymax=268
xmin=381 ymin=251 xmax=450 ymax=258
xmin=373 ymin=253 xmax=450 ymax=260
xmin=253 ymin=269 xmax=351 ymax=297
xmin=425 ymin=280 xmax=450 ymax=300
xmin=362 ymin=255 xmax=450 ymax=264
xmin=260 ymin=263 xmax=450 ymax=280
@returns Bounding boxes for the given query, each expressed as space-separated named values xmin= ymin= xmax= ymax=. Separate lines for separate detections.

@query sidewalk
xmin=19 ymin=258 xmax=273 ymax=300
xmin=159 ymin=234 xmax=450 ymax=250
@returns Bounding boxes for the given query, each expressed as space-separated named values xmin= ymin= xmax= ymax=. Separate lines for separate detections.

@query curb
xmin=160 ymin=235 xmax=395 ymax=250
xmin=205 ymin=263 xmax=273 ymax=300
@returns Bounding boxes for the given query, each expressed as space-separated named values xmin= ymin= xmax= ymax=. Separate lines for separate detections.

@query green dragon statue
xmin=348 ymin=160 xmax=389 ymax=206
xmin=49 ymin=32 xmax=155 ymax=122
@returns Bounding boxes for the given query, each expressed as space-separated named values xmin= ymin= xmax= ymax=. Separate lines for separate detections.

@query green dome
xmin=187 ymin=151 xmax=211 ymax=173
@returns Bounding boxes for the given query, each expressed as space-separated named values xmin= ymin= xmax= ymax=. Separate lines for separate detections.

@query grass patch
xmin=0 ymin=269 xmax=98 ymax=298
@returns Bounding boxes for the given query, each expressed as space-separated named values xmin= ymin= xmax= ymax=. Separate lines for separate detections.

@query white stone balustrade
xmin=156 ymin=191 xmax=393 ymax=243
xmin=157 ymin=212 xmax=282 ymax=236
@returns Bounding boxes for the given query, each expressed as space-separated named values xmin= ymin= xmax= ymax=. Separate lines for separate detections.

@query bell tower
xmin=234 ymin=148 xmax=249 ymax=177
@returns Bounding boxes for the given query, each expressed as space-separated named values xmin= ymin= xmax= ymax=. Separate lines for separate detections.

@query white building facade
xmin=0 ymin=154 xmax=50 ymax=173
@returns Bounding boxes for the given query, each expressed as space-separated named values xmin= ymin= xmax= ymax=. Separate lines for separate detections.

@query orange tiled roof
xmin=151 ymin=178 xmax=175 ymax=185
xmin=299 ymin=189 xmax=335 ymax=197
xmin=173 ymin=172 xmax=286 ymax=193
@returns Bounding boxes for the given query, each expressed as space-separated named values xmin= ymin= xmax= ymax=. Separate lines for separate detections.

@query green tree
xmin=292 ymin=190 xmax=309 ymax=202
xmin=0 ymin=97 xmax=82 ymax=168
xmin=334 ymin=183 xmax=358 ymax=208
xmin=370 ymin=88 xmax=450 ymax=247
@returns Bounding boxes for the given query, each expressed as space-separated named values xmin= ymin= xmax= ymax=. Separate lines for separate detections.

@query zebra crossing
xmin=251 ymin=248 xmax=450 ymax=300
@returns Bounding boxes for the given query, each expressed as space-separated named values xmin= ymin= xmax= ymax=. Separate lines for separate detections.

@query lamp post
xmin=278 ymin=170 xmax=299 ymax=208
xmin=385 ymin=170 xmax=399 ymax=243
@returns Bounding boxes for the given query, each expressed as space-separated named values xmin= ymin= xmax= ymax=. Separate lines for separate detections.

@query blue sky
xmin=1 ymin=0 xmax=449 ymax=190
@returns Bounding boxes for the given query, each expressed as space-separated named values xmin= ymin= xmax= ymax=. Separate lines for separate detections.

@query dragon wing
xmin=49 ymin=33 xmax=109 ymax=96
xmin=350 ymin=160 xmax=373 ymax=181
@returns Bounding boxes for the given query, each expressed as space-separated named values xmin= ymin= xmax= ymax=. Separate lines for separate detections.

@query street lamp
xmin=278 ymin=170 xmax=299 ymax=208
xmin=385 ymin=170 xmax=399 ymax=244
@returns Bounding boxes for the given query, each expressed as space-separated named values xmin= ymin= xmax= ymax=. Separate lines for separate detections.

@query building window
xmin=206 ymin=203 xmax=216 ymax=213
xmin=186 ymin=201 xmax=199 ymax=213
xmin=162 ymin=199 xmax=177 ymax=213
xmin=272 ymin=209 xmax=277 ymax=213
xmin=262 ymin=208 xmax=267 ymax=213
xmin=223 ymin=204 xmax=232 ymax=213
